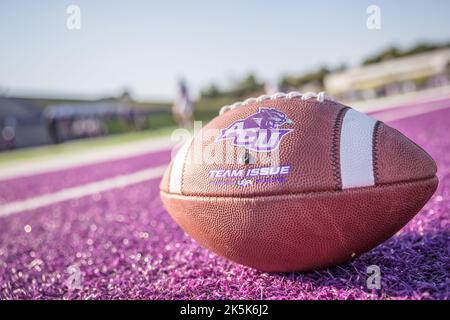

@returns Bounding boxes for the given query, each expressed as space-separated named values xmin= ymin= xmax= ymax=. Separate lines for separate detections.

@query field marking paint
xmin=0 ymin=136 xmax=174 ymax=181
xmin=371 ymin=101 xmax=450 ymax=122
xmin=0 ymin=165 xmax=167 ymax=218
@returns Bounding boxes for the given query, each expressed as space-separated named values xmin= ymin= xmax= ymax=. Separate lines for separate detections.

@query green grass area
xmin=148 ymin=113 xmax=177 ymax=128
xmin=194 ymin=96 xmax=235 ymax=121
xmin=0 ymin=126 xmax=176 ymax=167
xmin=137 ymin=96 xmax=232 ymax=126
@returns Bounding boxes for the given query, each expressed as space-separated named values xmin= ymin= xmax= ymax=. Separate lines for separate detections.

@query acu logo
xmin=216 ymin=108 xmax=294 ymax=152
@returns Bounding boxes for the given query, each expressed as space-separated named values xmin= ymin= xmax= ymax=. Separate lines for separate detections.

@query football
xmin=160 ymin=92 xmax=438 ymax=272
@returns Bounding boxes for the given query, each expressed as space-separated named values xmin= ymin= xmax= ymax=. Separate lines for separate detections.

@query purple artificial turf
xmin=0 ymin=149 xmax=171 ymax=205
xmin=0 ymin=101 xmax=449 ymax=300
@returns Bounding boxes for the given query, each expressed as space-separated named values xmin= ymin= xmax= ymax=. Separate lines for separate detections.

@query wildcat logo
xmin=216 ymin=108 xmax=293 ymax=152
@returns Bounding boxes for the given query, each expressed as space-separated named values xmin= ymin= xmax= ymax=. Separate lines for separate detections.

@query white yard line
xmin=0 ymin=136 xmax=174 ymax=181
xmin=350 ymin=86 xmax=450 ymax=112
xmin=372 ymin=101 xmax=450 ymax=122
xmin=0 ymin=164 xmax=167 ymax=218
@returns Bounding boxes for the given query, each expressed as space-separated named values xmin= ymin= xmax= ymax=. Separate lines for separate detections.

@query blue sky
xmin=1 ymin=0 xmax=450 ymax=100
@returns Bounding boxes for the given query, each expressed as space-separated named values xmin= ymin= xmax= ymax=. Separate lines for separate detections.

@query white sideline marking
xmin=350 ymin=88 xmax=450 ymax=112
xmin=0 ymin=165 xmax=167 ymax=218
xmin=0 ymin=136 xmax=174 ymax=181
xmin=372 ymin=102 xmax=450 ymax=122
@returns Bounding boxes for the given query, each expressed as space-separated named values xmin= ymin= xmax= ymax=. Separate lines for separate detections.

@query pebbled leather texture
xmin=159 ymin=97 xmax=439 ymax=271
xmin=161 ymin=176 xmax=438 ymax=272
xmin=375 ymin=122 xmax=437 ymax=184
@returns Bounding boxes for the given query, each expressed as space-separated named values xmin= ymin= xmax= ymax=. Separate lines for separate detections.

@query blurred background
xmin=1 ymin=1 xmax=450 ymax=301
xmin=1 ymin=0 xmax=450 ymax=152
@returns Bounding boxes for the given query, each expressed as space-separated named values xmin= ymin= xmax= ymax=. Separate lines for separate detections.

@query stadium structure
xmin=0 ymin=98 xmax=151 ymax=151
xmin=324 ymin=48 xmax=450 ymax=101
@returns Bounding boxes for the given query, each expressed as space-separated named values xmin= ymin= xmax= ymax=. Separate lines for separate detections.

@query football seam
xmin=372 ymin=120 xmax=382 ymax=185
xmin=331 ymin=107 xmax=350 ymax=191
xmin=161 ymin=175 xmax=437 ymax=200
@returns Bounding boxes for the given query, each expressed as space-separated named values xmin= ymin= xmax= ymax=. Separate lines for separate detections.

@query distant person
xmin=172 ymin=79 xmax=193 ymax=128
xmin=1 ymin=116 xmax=17 ymax=150
xmin=44 ymin=111 xmax=60 ymax=144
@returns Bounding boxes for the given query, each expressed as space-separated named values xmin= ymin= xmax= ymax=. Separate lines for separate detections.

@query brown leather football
xmin=160 ymin=92 xmax=438 ymax=272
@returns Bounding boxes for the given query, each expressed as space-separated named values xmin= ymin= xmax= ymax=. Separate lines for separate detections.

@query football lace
xmin=219 ymin=91 xmax=328 ymax=115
